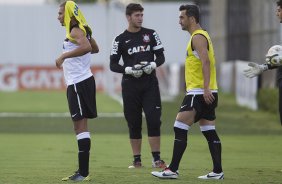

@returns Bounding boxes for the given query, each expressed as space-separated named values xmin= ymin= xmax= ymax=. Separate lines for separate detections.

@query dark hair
xmin=126 ymin=3 xmax=144 ymax=16
xmin=179 ymin=4 xmax=200 ymax=23
xmin=277 ymin=0 xmax=282 ymax=8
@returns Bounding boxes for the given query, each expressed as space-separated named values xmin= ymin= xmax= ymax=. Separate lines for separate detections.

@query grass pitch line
xmin=0 ymin=112 xmax=124 ymax=118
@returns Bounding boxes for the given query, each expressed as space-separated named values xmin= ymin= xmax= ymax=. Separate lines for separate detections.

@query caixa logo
xmin=128 ymin=45 xmax=150 ymax=55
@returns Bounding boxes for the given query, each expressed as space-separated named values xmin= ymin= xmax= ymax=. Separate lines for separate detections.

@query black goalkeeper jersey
xmin=110 ymin=27 xmax=165 ymax=77
xmin=277 ymin=67 xmax=282 ymax=82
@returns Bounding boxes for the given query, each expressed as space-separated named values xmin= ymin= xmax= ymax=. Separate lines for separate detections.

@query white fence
xmin=219 ymin=60 xmax=258 ymax=110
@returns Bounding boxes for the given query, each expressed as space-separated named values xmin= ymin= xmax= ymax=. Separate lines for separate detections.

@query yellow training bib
xmin=185 ymin=29 xmax=218 ymax=92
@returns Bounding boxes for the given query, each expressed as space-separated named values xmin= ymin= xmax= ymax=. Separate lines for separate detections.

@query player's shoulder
xmin=192 ymin=30 xmax=210 ymax=39
xmin=141 ymin=27 xmax=156 ymax=34
xmin=113 ymin=30 xmax=128 ymax=41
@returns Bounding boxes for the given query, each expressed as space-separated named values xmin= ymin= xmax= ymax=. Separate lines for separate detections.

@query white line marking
xmin=0 ymin=112 xmax=124 ymax=118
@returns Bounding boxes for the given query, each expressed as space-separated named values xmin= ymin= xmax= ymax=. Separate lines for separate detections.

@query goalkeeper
xmin=243 ymin=0 xmax=282 ymax=126
xmin=109 ymin=3 xmax=166 ymax=169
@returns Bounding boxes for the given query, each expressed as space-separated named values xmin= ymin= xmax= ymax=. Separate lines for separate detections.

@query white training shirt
xmin=62 ymin=40 xmax=92 ymax=86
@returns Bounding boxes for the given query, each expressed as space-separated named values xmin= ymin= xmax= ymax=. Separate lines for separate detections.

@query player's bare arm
xmin=89 ymin=37 xmax=99 ymax=54
xmin=56 ymin=27 xmax=92 ymax=68
xmin=192 ymin=34 xmax=214 ymax=104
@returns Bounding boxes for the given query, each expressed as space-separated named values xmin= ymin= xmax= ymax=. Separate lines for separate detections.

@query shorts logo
xmin=143 ymin=34 xmax=150 ymax=43
xmin=71 ymin=113 xmax=77 ymax=118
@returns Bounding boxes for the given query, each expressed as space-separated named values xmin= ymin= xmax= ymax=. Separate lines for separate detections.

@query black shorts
xmin=179 ymin=93 xmax=218 ymax=123
xmin=67 ymin=76 xmax=97 ymax=121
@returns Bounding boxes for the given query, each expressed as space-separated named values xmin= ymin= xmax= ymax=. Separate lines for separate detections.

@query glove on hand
xmin=125 ymin=66 xmax=143 ymax=78
xmin=243 ymin=62 xmax=268 ymax=78
xmin=140 ymin=61 xmax=157 ymax=74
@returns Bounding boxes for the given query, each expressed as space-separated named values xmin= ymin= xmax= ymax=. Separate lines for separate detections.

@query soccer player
xmin=56 ymin=1 xmax=99 ymax=181
xmin=243 ymin=0 xmax=282 ymax=126
xmin=110 ymin=3 xmax=166 ymax=169
xmin=151 ymin=4 xmax=224 ymax=180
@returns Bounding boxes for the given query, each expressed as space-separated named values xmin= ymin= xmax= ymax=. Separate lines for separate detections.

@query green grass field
xmin=0 ymin=91 xmax=282 ymax=184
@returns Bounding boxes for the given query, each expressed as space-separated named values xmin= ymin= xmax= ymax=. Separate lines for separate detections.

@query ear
xmin=126 ymin=15 xmax=131 ymax=22
xmin=190 ymin=16 xmax=196 ymax=23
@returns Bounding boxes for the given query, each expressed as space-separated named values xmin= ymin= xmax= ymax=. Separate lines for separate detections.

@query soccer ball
xmin=266 ymin=45 xmax=282 ymax=66
xmin=266 ymin=45 xmax=282 ymax=57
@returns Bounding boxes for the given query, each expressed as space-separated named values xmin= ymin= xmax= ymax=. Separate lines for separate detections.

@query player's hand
xmin=203 ymin=88 xmax=215 ymax=105
xmin=266 ymin=54 xmax=282 ymax=66
xmin=140 ymin=61 xmax=156 ymax=74
xmin=243 ymin=62 xmax=268 ymax=78
xmin=55 ymin=56 xmax=64 ymax=69
xmin=132 ymin=64 xmax=143 ymax=78
xmin=125 ymin=66 xmax=143 ymax=78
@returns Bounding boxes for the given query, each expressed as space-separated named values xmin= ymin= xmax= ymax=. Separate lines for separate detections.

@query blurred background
xmin=0 ymin=0 xmax=280 ymax=112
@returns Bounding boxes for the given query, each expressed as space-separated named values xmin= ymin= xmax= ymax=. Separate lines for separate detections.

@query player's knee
xmin=147 ymin=127 xmax=160 ymax=137
xmin=147 ymin=120 xmax=161 ymax=137
xmin=129 ymin=127 xmax=142 ymax=139
xmin=73 ymin=119 xmax=88 ymax=134
xmin=126 ymin=116 xmax=142 ymax=139
xmin=128 ymin=122 xmax=142 ymax=139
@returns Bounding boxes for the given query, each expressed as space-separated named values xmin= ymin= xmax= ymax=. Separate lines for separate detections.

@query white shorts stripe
xmin=174 ymin=120 xmax=190 ymax=130
xmin=190 ymin=94 xmax=195 ymax=107
xmin=74 ymin=84 xmax=83 ymax=116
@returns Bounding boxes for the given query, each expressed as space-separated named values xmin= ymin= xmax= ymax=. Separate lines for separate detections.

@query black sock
xmin=169 ymin=127 xmax=188 ymax=172
xmin=152 ymin=151 xmax=160 ymax=162
xmin=133 ymin=154 xmax=141 ymax=162
xmin=78 ymin=138 xmax=91 ymax=177
xmin=202 ymin=130 xmax=222 ymax=173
